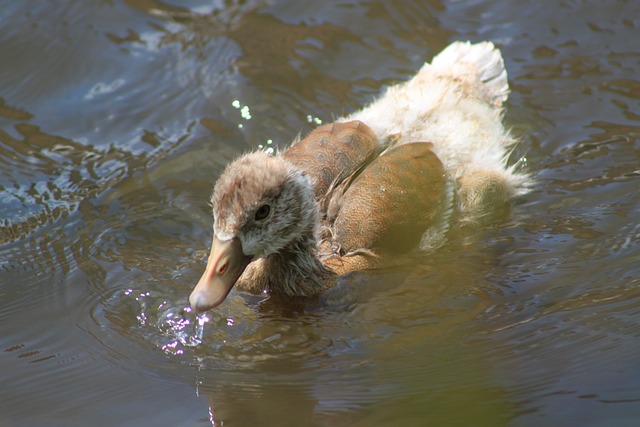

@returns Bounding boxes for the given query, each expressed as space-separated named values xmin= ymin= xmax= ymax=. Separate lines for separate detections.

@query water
xmin=2 ymin=1 xmax=640 ymax=426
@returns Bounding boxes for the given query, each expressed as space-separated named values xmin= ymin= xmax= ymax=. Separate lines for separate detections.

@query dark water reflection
xmin=2 ymin=1 xmax=640 ymax=426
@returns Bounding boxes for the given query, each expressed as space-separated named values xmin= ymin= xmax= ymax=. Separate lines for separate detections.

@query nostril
xmin=217 ymin=262 xmax=228 ymax=275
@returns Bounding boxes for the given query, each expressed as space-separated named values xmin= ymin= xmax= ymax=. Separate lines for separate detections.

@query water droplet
xmin=240 ymin=105 xmax=251 ymax=120
xmin=306 ymin=115 xmax=323 ymax=125
xmin=183 ymin=312 xmax=210 ymax=347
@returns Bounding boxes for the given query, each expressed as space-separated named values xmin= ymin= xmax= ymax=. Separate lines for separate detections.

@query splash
xmin=181 ymin=312 xmax=210 ymax=347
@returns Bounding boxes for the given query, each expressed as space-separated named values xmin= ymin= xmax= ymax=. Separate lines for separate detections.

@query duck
xmin=189 ymin=41 xmax=529 ymax=314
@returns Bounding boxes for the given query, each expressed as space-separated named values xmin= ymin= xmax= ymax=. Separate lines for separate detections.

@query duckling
xmin=189 ymin=41 xmax=528 ymax=313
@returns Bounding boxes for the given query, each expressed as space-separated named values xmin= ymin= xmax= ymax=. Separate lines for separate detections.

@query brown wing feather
xmin=329 ymin=142 xmax=446 ymax=256
xmin=283 ymin=121 xmax=380 ymax=211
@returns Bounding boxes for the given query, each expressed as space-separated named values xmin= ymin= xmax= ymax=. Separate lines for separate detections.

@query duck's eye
xmin=254 ymin=204 xmax=271 ymax=221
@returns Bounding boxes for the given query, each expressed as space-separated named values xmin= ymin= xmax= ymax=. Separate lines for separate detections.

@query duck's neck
xmin=238 ymin=229 xmax=337 ymax=298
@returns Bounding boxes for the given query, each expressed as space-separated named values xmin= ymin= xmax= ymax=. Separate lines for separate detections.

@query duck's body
xmin=189 ymin=41 xmax=529 ymax=313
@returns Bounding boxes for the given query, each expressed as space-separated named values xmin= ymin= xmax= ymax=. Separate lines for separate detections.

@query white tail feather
xmin=430 ymin=41 xmax=509 ymax=106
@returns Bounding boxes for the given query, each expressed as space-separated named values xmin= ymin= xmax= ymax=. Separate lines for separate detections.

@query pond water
xmin=2 ymin=1 xmax=639 ymax=426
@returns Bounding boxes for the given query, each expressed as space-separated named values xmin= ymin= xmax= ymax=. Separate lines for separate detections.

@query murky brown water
xmin=2 ymin=1 xmax=640 ymax=426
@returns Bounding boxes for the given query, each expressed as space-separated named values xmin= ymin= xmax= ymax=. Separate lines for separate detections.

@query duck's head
xmin=189 ymin=151 xmax=316 ymax=313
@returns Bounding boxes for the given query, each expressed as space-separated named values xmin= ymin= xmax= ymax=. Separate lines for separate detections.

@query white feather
xmin=341 ymin=41 xmax=529 ymax=203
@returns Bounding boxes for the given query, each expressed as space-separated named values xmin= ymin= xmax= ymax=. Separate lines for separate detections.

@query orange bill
xmin=189 ymin=235 xmax=252 ymax=313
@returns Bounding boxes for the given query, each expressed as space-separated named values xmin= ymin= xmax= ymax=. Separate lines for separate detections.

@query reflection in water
xmin=106 ymin=242 xmax=521 ymax=424
xmin=2 ymin=0 xmax=640 ymax=426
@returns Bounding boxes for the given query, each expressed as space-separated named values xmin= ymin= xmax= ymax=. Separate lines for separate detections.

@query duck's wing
xmin=324 ymin=142 xmax=446 ymax=273
xmin=283 ymin=120 xmax=380 ymax=214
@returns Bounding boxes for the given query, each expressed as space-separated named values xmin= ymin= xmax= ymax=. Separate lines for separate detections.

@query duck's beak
xmin=189 ymin=235 xmax=252 ymax=314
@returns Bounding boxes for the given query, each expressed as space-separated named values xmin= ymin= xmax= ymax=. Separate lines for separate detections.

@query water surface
xmin=2 ymin=1 xmax=640 ymax=426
